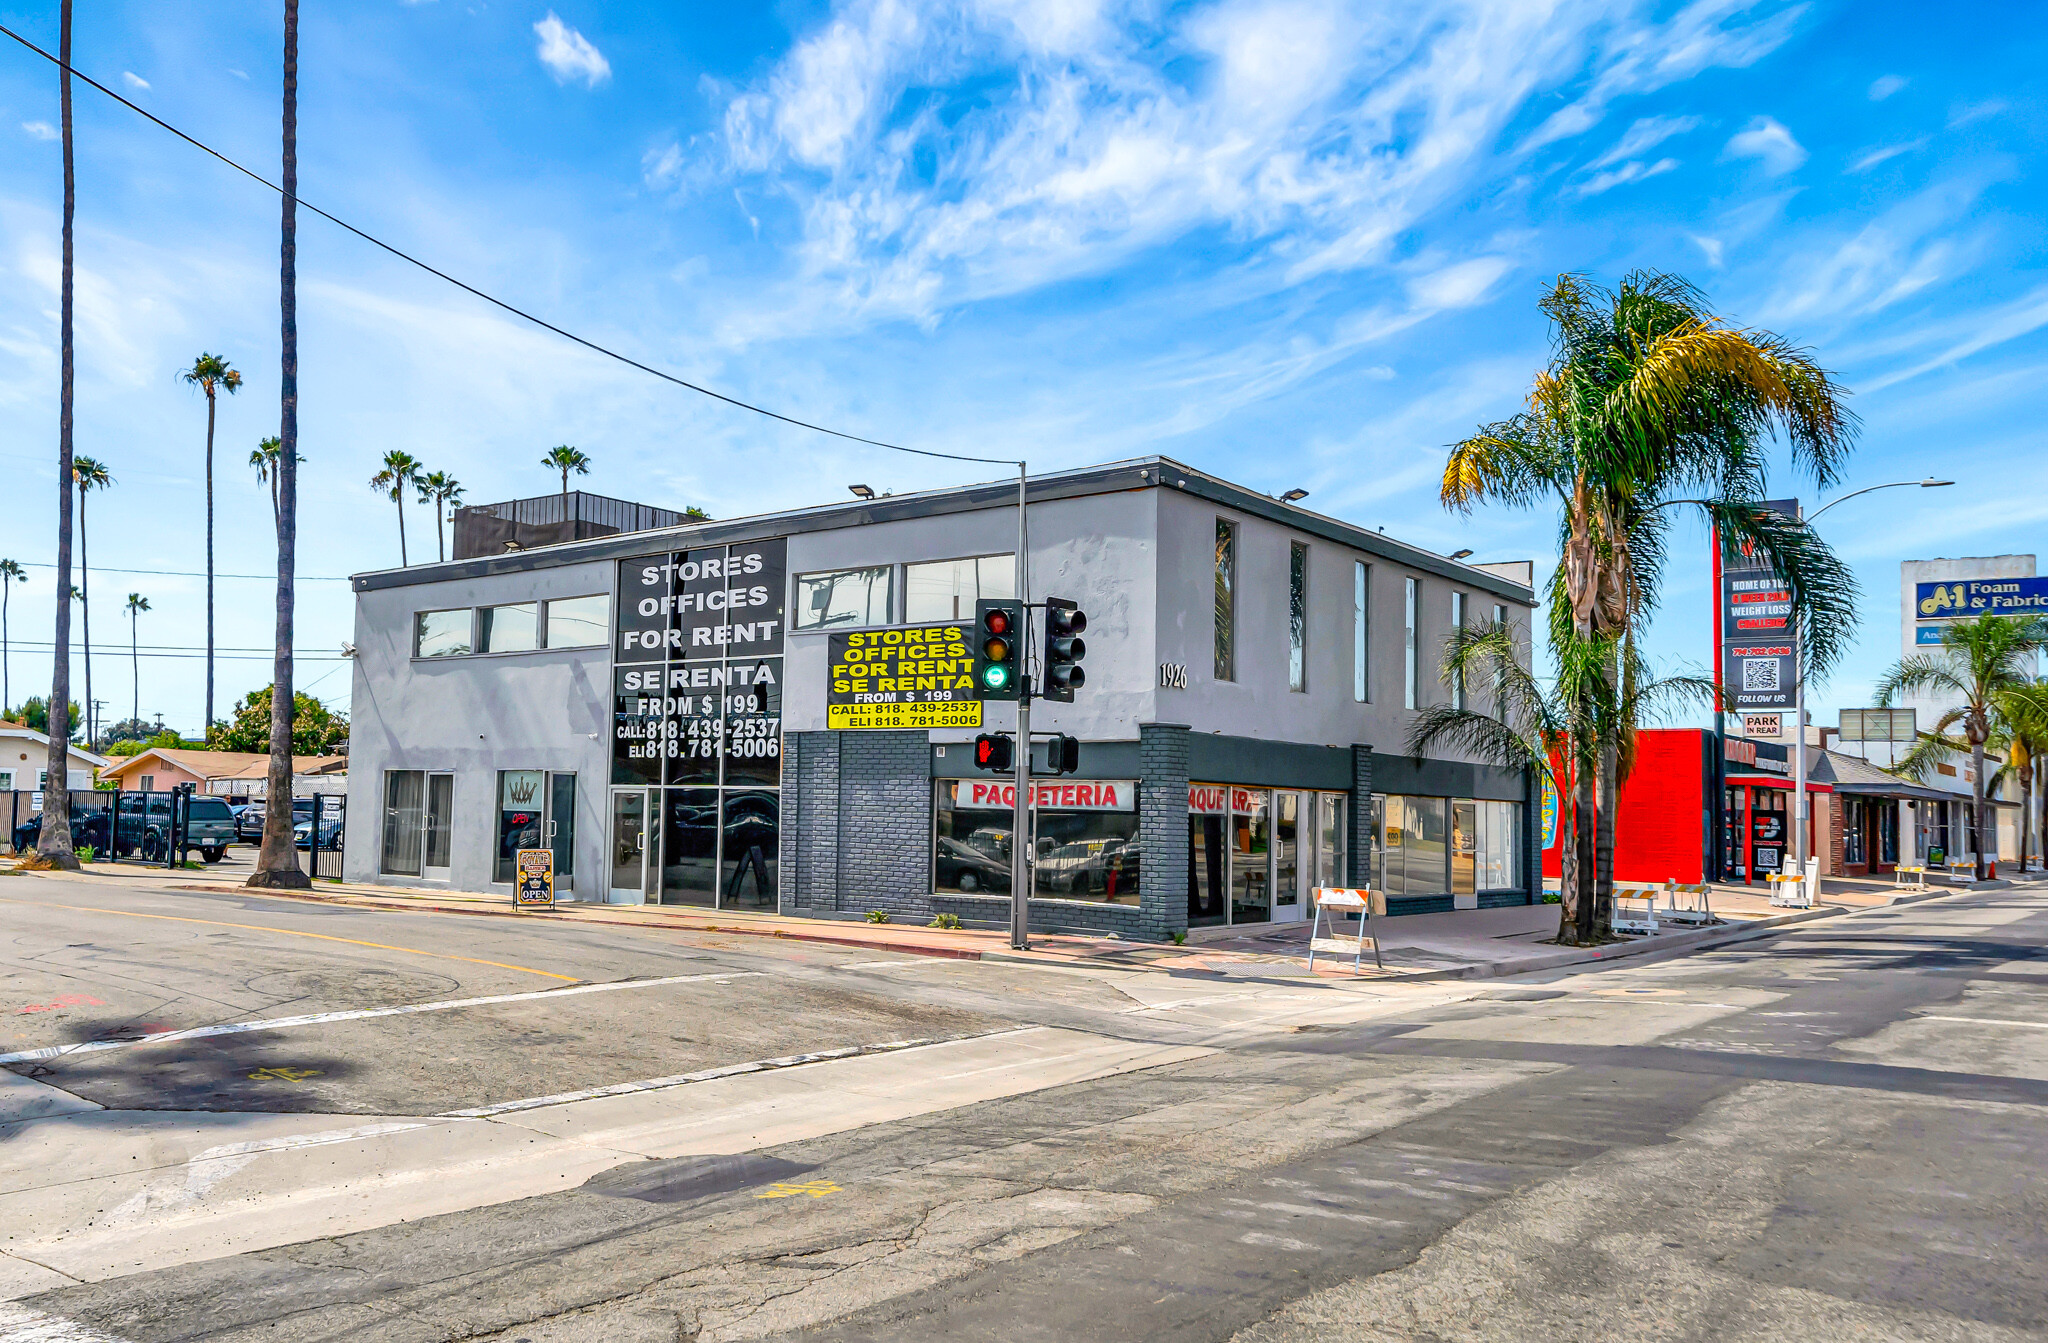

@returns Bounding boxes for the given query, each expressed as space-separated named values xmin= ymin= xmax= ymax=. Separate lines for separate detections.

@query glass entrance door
xmin=1271 ymin=792 xmax=1305 ymax=923
xmin=609 ymin=789 xmax=652 ymax=904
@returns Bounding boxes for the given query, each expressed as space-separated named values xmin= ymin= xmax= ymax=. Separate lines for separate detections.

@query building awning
xmin=1812 ymin=750 xmax=1957 ymax=804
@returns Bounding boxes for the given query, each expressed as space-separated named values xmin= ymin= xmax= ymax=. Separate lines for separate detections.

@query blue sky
xmin=0 ymin=0 xmax=2042 ymax=735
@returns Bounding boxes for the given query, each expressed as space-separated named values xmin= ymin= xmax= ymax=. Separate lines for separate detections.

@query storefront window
xmin=794 ymin=566 xmax=891 ymax=629
xmin=479 ymin=603 xmax=538 ymax=654
xmin=1451 ymin=800 xmax=1476 ymax=896
xmin=1845 ymin=798 xmax=1867 ymax=866
xmin=904 ymin=554 xmax=1013 ymax=624
xmin=1231 ymin=788 xmax=1271 ymax=923
xmin=544 ymin=594 xmax=608 ymax=649
xmin=1275 ymin=792 xmax=1301 ymax=913
xmin=1379 ymin=794 xmax=1448 ymax=897
xmin=935 ymin=779 xmax=1139 ymax=905
xmin=661 ymin=787 xmax=720 ymax=905
xmin=720 ymin=790 xmax=779 ymax=908
xmin=382 ymin=770 xmax=424 ymax=876
xmin=424 ymin=773 xmax=453 ymax=871
xmin=1189 ymin=784 xmax=1227 ymax=926
xmin=1475 ymin=800 xmax=1522 ymax=890
xmin=494 ymin=770 xmax=545 ymax=883
xmin=1315 ymin=793 xmax=1347 ymax=891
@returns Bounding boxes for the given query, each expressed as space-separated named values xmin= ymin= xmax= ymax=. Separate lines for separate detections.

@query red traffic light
xmin=983 ymin=608 xmax=1011 ymax=636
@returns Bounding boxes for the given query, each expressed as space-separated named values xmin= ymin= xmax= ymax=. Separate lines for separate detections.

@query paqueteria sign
xmin=827 ymin=624 xmax=984 ymax=730
xmin=950 ymin=780 xmax=1137 ymax=811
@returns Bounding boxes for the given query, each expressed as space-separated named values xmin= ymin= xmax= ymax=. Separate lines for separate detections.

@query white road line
xmin=441 ymin=1027 xmax=1035 ymax=1118
xmin=0 ymin=1302 xmax=132 ymax=1342
xmin=0 ymin=971 xmax=762 ymax=1066
xmin=1920 ymin=1015 xmax=2048 ymax=1030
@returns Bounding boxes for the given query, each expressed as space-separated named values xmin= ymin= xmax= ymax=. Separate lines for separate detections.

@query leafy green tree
xmin=369 ymin=449 xmax=423 ymax=566
xmin=101 ymin=716 xmax=155 ymax=746
xmin=207 ymin=685 xmax=347 ymax=756
xmin=17 ymin=696 xmax=81 ymax=739
xmin=1877 ymin=614 xmax=2048 ymax=880
xmin=1443 ymin=271 xmax=1857 ymax=940
xmin=182 ymin=352 xmax=242 ymax=730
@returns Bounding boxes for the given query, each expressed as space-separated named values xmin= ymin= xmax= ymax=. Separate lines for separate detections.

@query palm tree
xmin=38 ymin=0 xmax=78 ymax=867
xmin=541 ymin=445 xmax=590 ymax=519
xmin=368 ymin=449 xmax=422 ymax=566
xmin=416 ymin=470 xmax=464 ymax=562
xmin=1877 ymin=614 xmax=2048 ymax=880
xmin=251 ymin=0 xmax=308 ymax=890
xmin=124 ymin=592 xmax=150 ymax=726
xmin=250 ymin=435 xmax=304 ymax=525
xmin=1442 ymin=271 xmax=1858 ymax=939
xmin=0 ymin=558 xmax=23 ymax=717
xmin=1990 ymin=686 xmax=2048 ymax=875
xmin=181 ymin=353 xmax=241 ymax=730
xmin=71 ymin=454 xmax=111 ymax=746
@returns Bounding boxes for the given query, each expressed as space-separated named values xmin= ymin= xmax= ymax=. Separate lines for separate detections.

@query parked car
xmin=936 ymin=836 xmax=1010 ymax=893
xmin=294 ymin=815 xmax=344 ymax=850
xmin=113 ymin=793 xmax=236 ymax=863
xmin=11 ymin=808 xmax=111 ymax=856
xmin=237 ymin=797 xmax=315 ymax=844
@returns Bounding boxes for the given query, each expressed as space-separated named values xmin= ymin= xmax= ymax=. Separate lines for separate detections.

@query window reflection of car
xmin=936 ymin=836 xmax=1010 ymax=893
xmin=1038 ymin=839 xmax=1120 ymax=895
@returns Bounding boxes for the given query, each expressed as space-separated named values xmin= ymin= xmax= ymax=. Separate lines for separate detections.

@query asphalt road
xmin=4 ymin=873 xmax=2047 ymax=1341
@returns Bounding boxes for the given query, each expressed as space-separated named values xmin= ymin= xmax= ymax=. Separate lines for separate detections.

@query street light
xmin=847 ymin=484 xmax=875 ymax=500
xmin=1791 ymin=476 xmax=1956 ymax=880
xmin=1449 ymin=548 xmax=1475 ymax=560
xmin=1280 ymin=488 xmax=1310 ymax=503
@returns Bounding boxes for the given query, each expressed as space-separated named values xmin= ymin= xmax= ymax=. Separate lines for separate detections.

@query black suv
xmin=11 ymin=808 xmax=112 ymax=856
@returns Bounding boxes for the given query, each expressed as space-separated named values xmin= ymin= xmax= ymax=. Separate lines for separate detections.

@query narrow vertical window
xmin=1450 ymin=590 xmax=1466 ymax=710
xmin=1288 ymin=542 xmax=1309 ymax=692
xmin=1353 ymin=561 xmax=1369 ymax=703
xmin=1404 ymin=578 xmax=1419 ymax=709
xmin=1214 ymin=518 xmax=1236 ymax=682
xmin=1493 ymin=603 xmax=1510 ymax=720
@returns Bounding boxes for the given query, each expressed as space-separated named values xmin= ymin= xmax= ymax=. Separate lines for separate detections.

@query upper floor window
xmin=415 ymin=608 xmax=473 ymax=659
xmin=793 ymin=566 xmax=892 ymax=630
xmin=1288 ymin=542 xmax=1309 ymax=693
xmin=478 ymin=602 xmax=538 ymax=654
xmin=1353 ymin=561 xmax=1370 ymax=703
xmin=904 ymin=554 xmax=1014 ymax=624
xmin=1214 ymin=518 xmax=1237 ymax=682
xmin=544 ymin=594 xmax=609 ymax=649
xmin=1404 ymin=578 xmax=1419 ymax=710
xmin=1450 ymin=590 xmax=1466 ymax=709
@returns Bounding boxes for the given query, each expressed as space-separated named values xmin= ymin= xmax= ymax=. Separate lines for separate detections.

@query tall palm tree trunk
xmin=1972 ymin=738 xmax=1989 ymax=879
xmin=1572 ymin=767 xmax=1597 ymax=945
xmin=129 ymin=607 xmax=139 ymax=725
xmin=396 ymin=494 xmax=408 ymax=566
xmin=78 ymin=488 xmax=90 ymax=746
xmin=1596 ymin=739 xmax=1617 ymax=933
xmin=204 ymin=385 xmax=217 ymax=730
xmin=38 ymin=0 xmax=78 ymax=868
xmin=436 ymin=500 xmax=446 ymax=563
xmin=251 ymin=0 xmax=308 ymax=890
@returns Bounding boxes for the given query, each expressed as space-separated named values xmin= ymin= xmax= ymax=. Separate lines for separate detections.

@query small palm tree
xmin=71 ymin=455 xmax=112 ymax=746
xmin=368 ymin=449 xmax=423 ymax=566
xmin=541 ymin=445 xmax=591 ymax=519
xmin=182 ymin=352 xmax=242 ymax=730
xmin=1876 ymin=614 xmax=2048 ymax=880
xmin=416 ymin=470 xmax=464 ymax=562
xmin=249 ymin=435 xmax=302 ymax=527
xmin=124 ymin=593 xmax=150 ymax=727
xmin=0 ymin=558 xmax=23 ymax=717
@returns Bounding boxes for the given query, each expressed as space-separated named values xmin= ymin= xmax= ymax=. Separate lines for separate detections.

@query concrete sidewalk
xmin=4 ymin=857 xmax=1913 ymax=983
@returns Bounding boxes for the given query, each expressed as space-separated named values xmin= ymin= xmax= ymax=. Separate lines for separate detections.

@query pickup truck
xmin=113 ymin=793 xmax=238 ymax=863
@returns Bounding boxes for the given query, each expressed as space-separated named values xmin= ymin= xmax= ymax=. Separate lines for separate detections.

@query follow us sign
xmin=1915 ymin=577 xmax=2048 ymax=621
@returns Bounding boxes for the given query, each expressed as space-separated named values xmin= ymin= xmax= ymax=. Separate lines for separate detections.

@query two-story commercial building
xmin=344 ymin=456 xmax=1541 ymax=940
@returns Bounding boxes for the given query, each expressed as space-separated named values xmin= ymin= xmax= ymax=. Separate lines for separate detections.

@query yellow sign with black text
xmin=827 ymin=624 xmax=984 ymax=731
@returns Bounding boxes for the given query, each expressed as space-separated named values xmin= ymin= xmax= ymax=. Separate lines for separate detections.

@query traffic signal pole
xmin=1011 ymin=462 xmax=1031 ymax=950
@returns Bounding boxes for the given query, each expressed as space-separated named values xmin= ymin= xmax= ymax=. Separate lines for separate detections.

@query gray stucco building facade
xmin=344 ymin=457 xmax=1540 ymax=940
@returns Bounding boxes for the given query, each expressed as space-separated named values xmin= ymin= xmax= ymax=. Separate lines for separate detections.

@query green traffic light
xmin=982 ymin=664 xmax=1010 ymax=690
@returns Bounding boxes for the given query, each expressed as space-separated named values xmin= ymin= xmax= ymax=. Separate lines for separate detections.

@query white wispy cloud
xmin=1588 ymin=114 xmax=1701 ymax=168
xmin=1849 ymin=138 xmax=1927 ymax=173
xmin=534 ymin=12 xmax=611 ymax=88
xmin=1577 ymin=156 xmax=1680 ymax=197
xmin=1868 ymin=74 xmax=1906 ymax=100
xmin=1689 ymin=234 xmax=1724 ymax=267
xmin=122 ymin=72 xmax=149 ymax=91
xmin=21 ymin=120 xmax=56 ymax=141
xmin=1723 ymin=115 xmax=1806 ymax=174
xmin=1759 ymin=176 xmax=1990 ymax=326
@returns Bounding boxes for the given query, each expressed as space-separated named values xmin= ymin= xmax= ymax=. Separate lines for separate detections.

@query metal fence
xmin=295 ymin=792 xmax=346 ymax=881
xmin=7 ymin=789 xmax=344 ymax=879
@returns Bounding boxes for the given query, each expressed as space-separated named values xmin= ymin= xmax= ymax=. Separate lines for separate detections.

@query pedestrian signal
xmin=973 ymin=732 xmax=1014 ymax=772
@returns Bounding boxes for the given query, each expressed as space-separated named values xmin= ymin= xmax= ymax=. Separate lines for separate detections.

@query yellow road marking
xmin=755 ymin=1179 xmax=841 ymax=1200
xmin=0 ymin=898 xmax=578 ymax=981
xmin=248 ymin=1066 xmax=323 ymax=1082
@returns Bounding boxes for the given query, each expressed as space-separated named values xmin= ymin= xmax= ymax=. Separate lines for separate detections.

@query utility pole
xmin=1010 ymin=462 xmax=1030 ymax=951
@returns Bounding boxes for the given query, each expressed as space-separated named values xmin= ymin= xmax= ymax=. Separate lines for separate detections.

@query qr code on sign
xmin=1743 ymin=658 xmax=1780 ymax=692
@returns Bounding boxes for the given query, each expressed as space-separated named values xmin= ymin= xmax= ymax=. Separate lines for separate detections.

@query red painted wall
xmin=1542 ymin=729 xmax=1708 ymax=884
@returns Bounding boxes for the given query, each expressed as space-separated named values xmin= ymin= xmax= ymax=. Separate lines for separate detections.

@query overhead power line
xmin=14 ymin=560 xmax=348 ymax=581
xmin=0 ymin=22 xmax=1019 ymax=470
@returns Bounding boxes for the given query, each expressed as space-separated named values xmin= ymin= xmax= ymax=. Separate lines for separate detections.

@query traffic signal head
xmin=1041 ymin=597 xmax=1088 ymax=702
xmin=975 ymin=599 xmax=1023 ymax=700
xmin=973 ymin=732 xmax=1014 ymax=772
xmin=1054 ymin=733 xmax=1080 ymax=775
